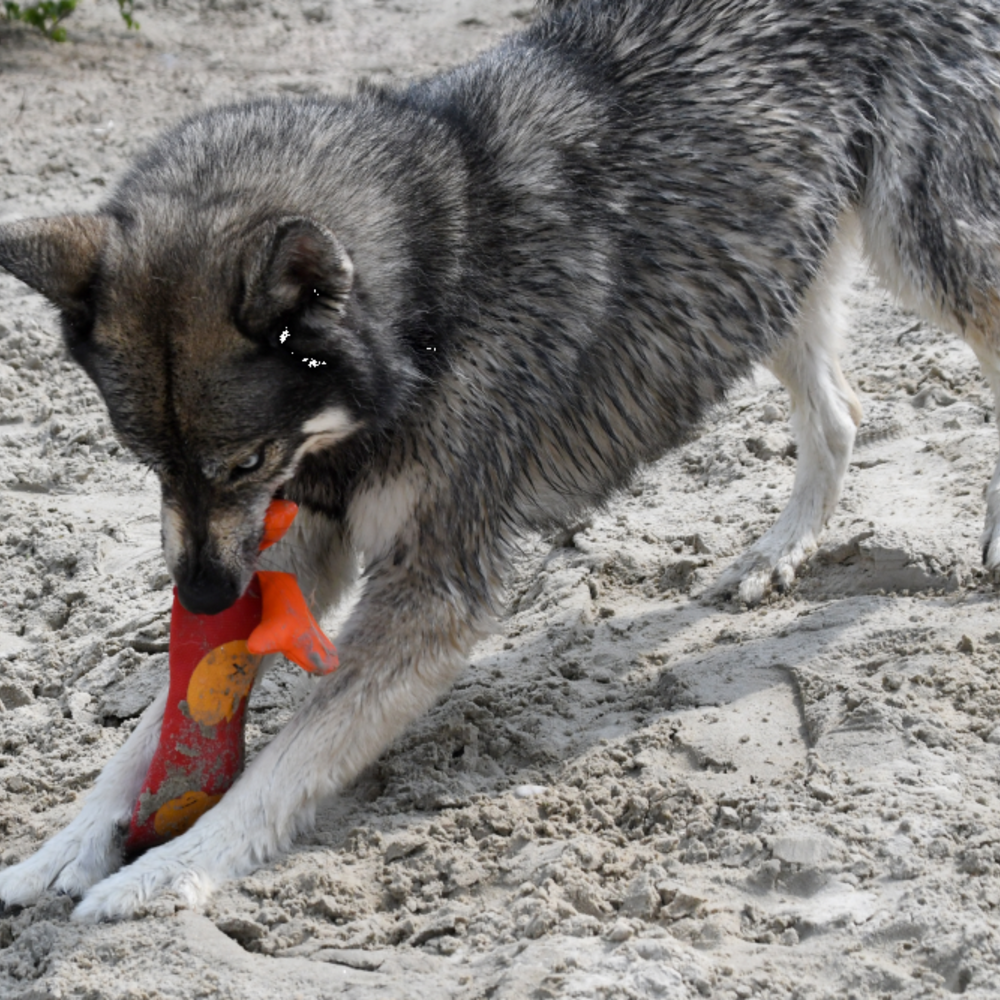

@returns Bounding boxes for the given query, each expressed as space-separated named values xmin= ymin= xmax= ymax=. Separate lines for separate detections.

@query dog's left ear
xmin=241 ymin=217 xmax=354 ymax=334
xmin=0 ymin=216 xmax=108 ymax=315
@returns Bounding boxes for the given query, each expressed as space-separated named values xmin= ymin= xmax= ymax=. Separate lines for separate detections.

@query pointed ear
xmin=0 ymin=216 xmax=108 ymax=313
xmin=242 ymin=217 xmax=354 ymax=334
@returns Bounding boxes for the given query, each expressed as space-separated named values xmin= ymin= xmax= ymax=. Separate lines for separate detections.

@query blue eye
xmin=232 ymin=450 xmax=265 ymax=479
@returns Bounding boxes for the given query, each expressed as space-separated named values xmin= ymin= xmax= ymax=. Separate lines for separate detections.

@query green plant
xmin=2 ymin=0 xmax=137 ymax=41
xmin=3 ymin=0 xmax=76 ymax=40
xmin=115 ymin=0 xmax=137 ymax=31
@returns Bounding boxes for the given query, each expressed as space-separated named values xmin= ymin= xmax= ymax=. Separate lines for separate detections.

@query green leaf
xmin=116 ymin=0 xmax=138 ymax=30
xmin=2 ymin=0 xmax=138 ymax=40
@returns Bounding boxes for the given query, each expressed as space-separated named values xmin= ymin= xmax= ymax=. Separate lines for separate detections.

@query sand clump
xmin=2 ymin=2 xmax=1000 ymax=997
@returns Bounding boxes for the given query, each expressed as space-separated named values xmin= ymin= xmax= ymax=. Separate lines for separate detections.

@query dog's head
xmin=0 ymin=211 xmax=399 ymax=613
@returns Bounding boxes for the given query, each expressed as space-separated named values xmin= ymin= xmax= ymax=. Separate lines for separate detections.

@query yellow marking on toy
xmin=152 ymin=790 xmax=222 ymax=838
xmin=185 ymin=639 xmax=262 ymax=726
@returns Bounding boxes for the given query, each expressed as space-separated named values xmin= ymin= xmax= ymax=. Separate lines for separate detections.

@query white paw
xmin=72 ymin=853 xmax=216 ymax=923
xmin=52 ymin=836 xmax=124 ymax=899
xmin=710 ymin=536 xmax=814 ymax=605
xmin=981 ymin=518 xmax=1000 ymax=582
xmin=0 ymin=854 xmax=62 ymax=909
xmin=0 ymin=818 xmax=123 ymax=908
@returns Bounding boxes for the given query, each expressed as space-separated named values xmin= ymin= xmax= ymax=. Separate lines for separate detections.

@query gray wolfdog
xmin=3 ymin=0 xmax=1000 ymax=921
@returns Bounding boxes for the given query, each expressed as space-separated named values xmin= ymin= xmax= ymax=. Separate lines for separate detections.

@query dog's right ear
xmin=0 ymin=216 xmax=108 ymax=316
xmin=240 ymin=217 xmax=354 ymax=340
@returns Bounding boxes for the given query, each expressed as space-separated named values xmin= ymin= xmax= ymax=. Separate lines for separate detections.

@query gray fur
xmin=4 ymin=0 xmax=1000 ymax=916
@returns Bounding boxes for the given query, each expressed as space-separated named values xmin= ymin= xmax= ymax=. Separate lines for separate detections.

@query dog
xmin=3 ymin=0 xmax=1000 ymax=922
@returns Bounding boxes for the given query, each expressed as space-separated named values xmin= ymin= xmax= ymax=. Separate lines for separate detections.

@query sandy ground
xmin=2 ymin=2 xmax=1000 ymax=997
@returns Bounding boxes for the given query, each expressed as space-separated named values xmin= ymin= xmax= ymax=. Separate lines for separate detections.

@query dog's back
xmin=376 ymin=0 xmax=1000 ymax=526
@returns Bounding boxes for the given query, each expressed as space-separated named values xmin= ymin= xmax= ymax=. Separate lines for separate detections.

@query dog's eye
xmin=231 ymin=449 xmax=265 ymax=479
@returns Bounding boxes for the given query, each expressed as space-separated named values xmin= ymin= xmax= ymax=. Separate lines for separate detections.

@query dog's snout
xmin=176 ymin=561 xmax=244 ymax=616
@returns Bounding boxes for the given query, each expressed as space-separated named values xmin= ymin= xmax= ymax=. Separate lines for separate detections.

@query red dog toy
xmin=124 ymin=500 xmax=338 ymax=856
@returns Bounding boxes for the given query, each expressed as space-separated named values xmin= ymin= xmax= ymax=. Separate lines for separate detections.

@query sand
xmin=1 ymin=2 xmax=1000 ymax=997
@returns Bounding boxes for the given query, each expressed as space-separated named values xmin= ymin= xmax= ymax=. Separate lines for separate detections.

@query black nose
xmin=176 ymin=563 xmax=243 ymax=616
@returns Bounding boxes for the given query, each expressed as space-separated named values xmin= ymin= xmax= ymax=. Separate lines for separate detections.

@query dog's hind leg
xmin=960 ymin=329 xmax=1000 ymax=579
xmin=857 ymin=106 xmax=1000 ymax=583
xmin=714 ymin=214 xmax=863 ymax=604
xmin=0 ymin=687 xmax=167 ymax=907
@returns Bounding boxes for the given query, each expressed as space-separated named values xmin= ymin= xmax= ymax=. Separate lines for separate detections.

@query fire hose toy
xmin=124 ymin=499 xmax=338 ymax=856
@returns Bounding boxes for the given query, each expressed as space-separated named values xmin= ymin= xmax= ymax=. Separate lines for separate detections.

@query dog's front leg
xmin=71 ymin=565 xmax=489 ymax=922
xmin=0 ymin=687 xmax=167 ymax=908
